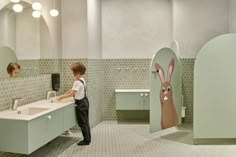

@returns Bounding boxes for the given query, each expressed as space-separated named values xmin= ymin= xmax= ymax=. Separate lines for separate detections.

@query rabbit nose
xmin=164 ymin=91 xmax=168 ymax=95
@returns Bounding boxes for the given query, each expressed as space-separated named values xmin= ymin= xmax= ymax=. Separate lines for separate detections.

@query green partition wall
xmin=194 ymin=34 xmax=236 ymax=139
xmin=150 ymin=47 xmax=182 ymax=133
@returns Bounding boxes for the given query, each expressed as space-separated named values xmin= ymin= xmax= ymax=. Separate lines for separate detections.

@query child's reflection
xmin=7 ymin=62 xmax=21 ymax=78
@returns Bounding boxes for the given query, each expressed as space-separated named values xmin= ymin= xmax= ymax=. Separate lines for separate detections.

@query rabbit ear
xmin=155 ymin=63 xmax=165 ymax=83
xmin=167 ymin=58 xmax=175 ymax=82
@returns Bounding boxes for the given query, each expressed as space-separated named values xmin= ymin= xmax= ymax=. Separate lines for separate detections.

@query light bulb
xmin=32 ymin=11 xmax=41 ymax=18
xmin=10 ymin=0 xmax=20 ymax=3
xmin=13 ymin=4 xmax=23 ymax=12
xmin=50 ymin=9 xmax=59 ymax=17
xmin=32 ymin=2 xmax=42 ymax=11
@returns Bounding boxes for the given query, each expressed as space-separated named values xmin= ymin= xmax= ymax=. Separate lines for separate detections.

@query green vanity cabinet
xmin=0 ymin=103 xmax=76 ymax=154
xmin=115 ymin=90 xmax=150 ymax=110
xmin=0 ymin=120 xmax=28 ymax=154
xmin=28 ymin=108 xmax=64 ymax=153
xmin=63 ymin=103 xmax=77 ymax=130
xmin=143 ymin=94 xmax=150 ymax=110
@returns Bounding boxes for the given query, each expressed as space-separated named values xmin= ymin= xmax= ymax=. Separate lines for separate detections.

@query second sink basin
xmin=17 ymin=107 xmax=50 ymax=115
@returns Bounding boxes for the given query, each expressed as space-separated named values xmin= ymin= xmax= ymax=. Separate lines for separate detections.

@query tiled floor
xmin=2 ymin=121 xmax=236 ymax=157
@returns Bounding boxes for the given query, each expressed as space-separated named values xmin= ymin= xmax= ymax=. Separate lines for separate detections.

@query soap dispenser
xmin=51 ymin=73 xmax=60 ymax=91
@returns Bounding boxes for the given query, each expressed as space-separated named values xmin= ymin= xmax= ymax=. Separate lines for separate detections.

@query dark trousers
xmin=75 ymin=97 xmax=91 ymax=142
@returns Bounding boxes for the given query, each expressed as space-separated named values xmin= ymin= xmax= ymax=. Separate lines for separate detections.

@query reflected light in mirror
xmin=32 ymin=10 xmax=41 ymax=18
xmin=10 ymin=0 xmax=20 ymax=3
xmin=13 ymin=4 xmax=23 ymax=12
xmin=32 ymin=2 xmax=42 ymax=11
xmin=50 ymin=9 xmax=58 ymax=17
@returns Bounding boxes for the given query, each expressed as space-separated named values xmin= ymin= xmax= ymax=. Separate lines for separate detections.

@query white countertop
xmin=115 ymin=89 xmax=150 ymax=93
xmin=0 ymin=97 xmax=75 ymax=121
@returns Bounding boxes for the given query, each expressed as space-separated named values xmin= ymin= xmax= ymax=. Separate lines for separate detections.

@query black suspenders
xmin=78 ymin=79 xmax=87 ymax=97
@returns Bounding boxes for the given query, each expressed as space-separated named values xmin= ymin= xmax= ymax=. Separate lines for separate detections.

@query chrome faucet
xmin=11 ymin=98 xmax=24 ymax=111
xmin=47 ymin=91 xmax=56 ymax=102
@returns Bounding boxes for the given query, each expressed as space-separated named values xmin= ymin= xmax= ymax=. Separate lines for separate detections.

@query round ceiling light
xmin=32 ymin=10 xmax=41 ymax=18
xmin=10 ymin=0 xmax=20 ymax=3
xmin=12 ymin=4 xmax=23 ymax=13
xmin=32 ymin=2 xmax=42 ymax=11
xmin=50 ymin=9 xmax=59 ymax=17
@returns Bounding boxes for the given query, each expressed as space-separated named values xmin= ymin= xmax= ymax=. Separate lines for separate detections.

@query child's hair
xmin=7 ymin=62 xmax=21 ymax=75
xmin=70 ymin=62 xmax=86 ymax=75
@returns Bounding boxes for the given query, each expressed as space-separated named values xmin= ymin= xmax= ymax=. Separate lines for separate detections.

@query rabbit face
xmin=160 ymin=81 xmax=173 ymax=105
xmin=155 ymin=58 xmax=175 ymax=104
xmin=154 ymin=58 xmax=178 ymax=129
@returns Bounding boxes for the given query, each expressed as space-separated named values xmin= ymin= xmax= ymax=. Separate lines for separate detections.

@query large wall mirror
xmin=0 ymin=1 xmax=54 ymax=78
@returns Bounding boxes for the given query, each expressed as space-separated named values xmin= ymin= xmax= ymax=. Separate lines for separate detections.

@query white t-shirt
xmin=72 ymin=78 xmax=86 ymax=100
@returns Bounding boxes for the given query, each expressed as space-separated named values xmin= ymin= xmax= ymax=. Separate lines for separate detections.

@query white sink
xmin=16 ymin=107 xmax=50 ymax=115
xmin=0 ymin=99 xmax=74 ymax=121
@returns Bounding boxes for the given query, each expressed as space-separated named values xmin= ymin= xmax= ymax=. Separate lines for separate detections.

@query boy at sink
xmin=56 ymin=62 xmax=91 ymax=146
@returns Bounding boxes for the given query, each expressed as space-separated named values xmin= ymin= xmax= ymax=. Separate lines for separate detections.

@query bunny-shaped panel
xmin=150 ymin=47 xmax=182 ymax=133
xmin=155 ymin=58 xmax=178 ymax=129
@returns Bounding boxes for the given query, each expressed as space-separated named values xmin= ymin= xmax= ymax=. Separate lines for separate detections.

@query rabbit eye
xmin=167 ymin=86 xmax=171 ymax=91
xmin=162 ymin=87 xmax=165 ymax=93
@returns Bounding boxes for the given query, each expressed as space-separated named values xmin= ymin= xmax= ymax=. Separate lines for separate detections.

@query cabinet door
xmin=116 ymin=92 xmax=144 ymax=110
xmin=144 ymin=93 xmax=150 ymax=110
xmin=63 ymin=104 xmax=77 ymax=131
xmin=28 ymin=109 xmax=63 ymax=153
xmin=46 ymin=109 xmax=64 ymax=140
xmin=0 ymin=120 xmax=28 ymax=154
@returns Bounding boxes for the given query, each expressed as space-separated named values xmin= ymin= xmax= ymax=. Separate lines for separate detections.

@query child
xmin=7 ymin=62 xmax=21 ymax=78
xmin=57 ymin=62 xmax=91 ymax=146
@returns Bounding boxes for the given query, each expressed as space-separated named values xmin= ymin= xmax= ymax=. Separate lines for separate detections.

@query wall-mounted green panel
xmin=194 ymin=33 xmax=236 ymax=139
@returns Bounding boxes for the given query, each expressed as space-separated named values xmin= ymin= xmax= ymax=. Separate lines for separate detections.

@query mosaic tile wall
xmin=102 ymin=58 xmax=195 ymax=123
xmin=0 ymin=74 xmax=52 ymax=111
xmin=39 ymin=59 xmax=62 ymax=75
xmin=17 ymin=60 xmax=40 ymax=76
xmin=16 ymin=58 xmax=195 ymax=123
xmin=181 ymin=58 xmax=195 ymax=123
xmin=62 ymin=59 xmax=103 ymax=128
xmin=102 ymin=59 xmax=151 ymax=121
xmin=2 ymin=58 xmax=194 ymax=122
xmin=62 ymin=59 xmax=88 ymax=93
xmin=39 ymin=59 xmax=63 ymax=94
xmin=87 ymin=59 xmax=104 ymax=127
xmin=16 ymin=59 xmax=62 ymax=78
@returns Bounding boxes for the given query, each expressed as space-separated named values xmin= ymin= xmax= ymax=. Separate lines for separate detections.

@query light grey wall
xmin=0 ymin=0 xmax=10 ymax=9
xmin=0 ymin=8 xmax=16 ymax=51
xmin=173 ymin=0 xmax=229 ymax=58
xmin=61 ymin=0 xmax=88 ymax=59
xmin=102 ymin=0 xmax=229 ymax=59
xmin=40 ymin=18 xmax=53 ymax=59
xmin=61 ymin=0 xmax=102 ymax=59
xmin=87 ymin=0 xmax=102 ymax=59
xmin=41 ymin=0 xmax=62 ymax=59
xmin=229 ymin=0 xmax=236 ymax=33
xmin=16 ymin=8 xmax=41 ymax=60
xmin=102 ymin=0 xmax=172 ymax=59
